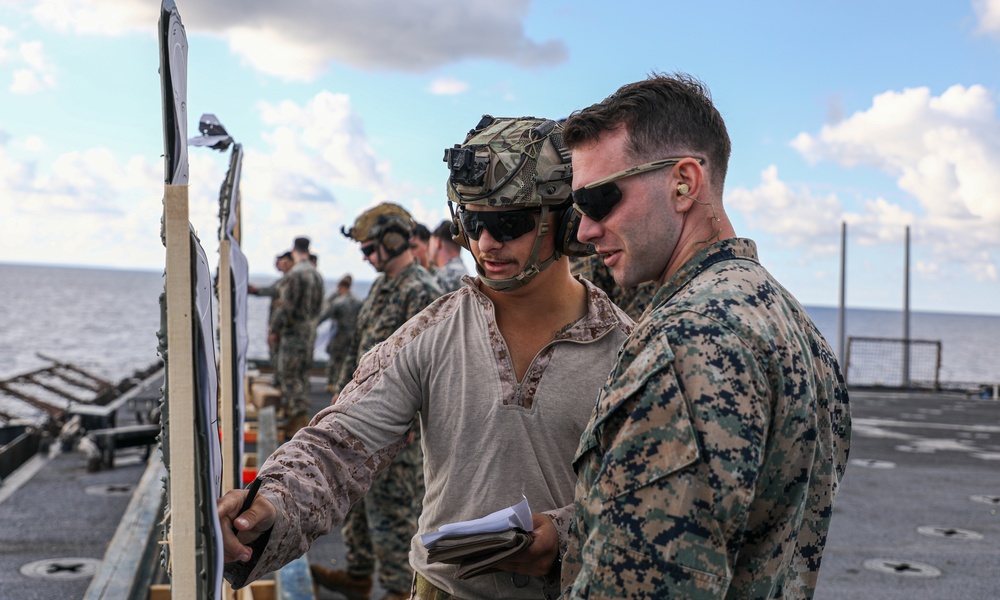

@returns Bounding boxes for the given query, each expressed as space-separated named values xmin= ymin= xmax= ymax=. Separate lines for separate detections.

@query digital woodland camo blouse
xmin=563 ymin=238 xmax=851 ymax=600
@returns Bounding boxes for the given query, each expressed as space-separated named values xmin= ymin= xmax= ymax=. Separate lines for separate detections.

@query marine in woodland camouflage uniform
xmin=433 ymin=256 xmax=468 ymax=295
xmin=561 ymin=74 xmax=851 ymax=599
xmin=428 ymin=220 xmax=469 ymax=294
xmin=250 ymin=251 xmax=293 ymax=384
xmin=333 ymin=204 xmax=441 ymax=597
xmin=270 ymin=238 xmax=324 ymax=422
xmin=569 ymin=253 xmax=656 ymax=321
xmin=318 ymin=275 xmax=362 ymax=390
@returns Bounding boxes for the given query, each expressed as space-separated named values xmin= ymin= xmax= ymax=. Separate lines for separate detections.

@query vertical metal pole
xmin=837 ymin=221 xmax=847 ymax=364
xmin=902 ymin=225 xmax=911 ymax=388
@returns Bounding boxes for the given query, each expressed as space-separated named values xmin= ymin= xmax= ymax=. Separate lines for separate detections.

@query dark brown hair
xmin=564 ymin=72 xmax=731 ymax=190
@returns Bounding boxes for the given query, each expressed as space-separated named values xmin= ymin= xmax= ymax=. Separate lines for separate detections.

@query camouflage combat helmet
xmin=341 ymin=202 xmax=415 ymax=242
xmin=445 ymin=116 xmax=572 ymax=208
xmin=341 ymin=202 xmax=416 ymax=266
xmin=443 ymin=116 xmax=591 ymax=292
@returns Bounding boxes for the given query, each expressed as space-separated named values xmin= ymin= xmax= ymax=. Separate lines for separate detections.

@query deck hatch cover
xmin=917 ymin=526 xmax=983 ymax=540
xmin=20 ymin=557 xmax=101 ymax=580
xmin=863 ymin=559 xmax=941 ymax=577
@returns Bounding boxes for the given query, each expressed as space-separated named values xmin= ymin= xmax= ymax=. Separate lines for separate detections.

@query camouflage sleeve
xmin=541 ymin=504 xmax=574 ymax=560
xmin=333 ymin=327 xmax=361 ymax=393
xmin=254 ymin=283 xmax=280 ymax=298
xmin=541 ymin=506 xmax=573 ymax=600
xmin=404 ymin=280 xmax=441 ymax=322
xmin=232 ymin=332 xmax=421 ymax=584
xmin=566 ymin=311 xmax=768 ymax=598
xmin=317 ymin=295 xmax=336 ymax=325
xmin=328 ymin=298 xmax=343 ymax=322
xmin=270 ymin=271 xmax=301 ymax=332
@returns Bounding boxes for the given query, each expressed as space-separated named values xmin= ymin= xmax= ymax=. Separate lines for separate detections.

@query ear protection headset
xmin=372 ymin=216 xmax=412 ymax=262
xmin=342 ymin=203 xmax=417 ymax=268
xmin=554 ymin=205 xmax=593 ymax=257
xmin=449 ymin=205 xmax=466 ymax=248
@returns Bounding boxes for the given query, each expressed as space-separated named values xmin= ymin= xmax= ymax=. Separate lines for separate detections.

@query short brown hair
xmin=563 ymin=72 xmax=731 ymax=190
xmin=432 ymin=220 xmax=460 ymax=250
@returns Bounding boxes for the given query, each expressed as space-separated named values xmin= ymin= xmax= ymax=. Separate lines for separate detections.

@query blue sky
xmin=0 ymin=0 xmax=998 ymax=315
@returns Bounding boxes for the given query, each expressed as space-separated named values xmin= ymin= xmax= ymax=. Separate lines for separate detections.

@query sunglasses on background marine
xmin=571 ymin=157 xmax=704 ymax=221
xmin=458 ymin=207 xmax=541 ymax=242
xmin=361 ymin=243 xmax=378 ymax=257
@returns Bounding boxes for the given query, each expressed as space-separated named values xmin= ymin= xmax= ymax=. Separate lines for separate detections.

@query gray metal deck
xmin=0 ymin=433 xmax=156 ymax=599
xmin=815 ymin=389 xmax=1000 ymax=599
xmin=2 ymin=375 xmax=998 ymax=599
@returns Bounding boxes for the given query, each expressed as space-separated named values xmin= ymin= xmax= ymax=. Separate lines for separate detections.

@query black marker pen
xmin=233 ymin=478 xmax=262 ymax=534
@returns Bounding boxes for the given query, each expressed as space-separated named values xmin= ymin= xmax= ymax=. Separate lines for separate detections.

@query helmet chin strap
xmin=476 ymin=206 xmax=560 ymax=292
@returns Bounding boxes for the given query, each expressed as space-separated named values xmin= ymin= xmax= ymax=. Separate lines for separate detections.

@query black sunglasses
xmin=571 ymin=157 xmax=703 ymax=221
xmin=458 ymin=207 xmax=540 ymax=242
xmin=361 ymin=243 xmax=378 ymax=257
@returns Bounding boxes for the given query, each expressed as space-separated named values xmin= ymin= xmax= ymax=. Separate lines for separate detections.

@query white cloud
xmin=727 ymin=165 xmax=845 ymax=256
xmin=22 ymin=135 xmax=44 ymax=152
xmin=429 ymin=77 xmax=470 ymax=96
xmin=8 ymin=40 xmax=57 ymax=94
xmin=10 ymin=68 xmax=41 ymax=93
xmin=19 ymin=40 xmax=48 ymax=71
xmin=0 ymin=31 xmax=58 ymax=94
xmin=0 ymin=134 xmax=167 ymax=269
xmin=790 ymin=85 xmax=1000 ymax=226
xmin=29 ymin=0 xmax=154 ymax=35
xmin=256 ymin=91 xmax=390 ymax=197
xmin=789 ymin=85 xmax=1000 ymax=284
xmin=727 ymin=163 xmax=998 ymax=298
xmin=0 ymin=87 xmax=449 ymax=277
xmin=25 ymin=0 xmax=568 ymax=80
xmin=212 ymin=90 xmax=446 ymax=276
xmin=968 ymin=251 xmax=999 ymax=282
xmin=974 ymin=0 xmax=1000 ymax=35
xmin=0 ymin=26 xmax=13 ymax=64
xmin=849 ymin=197 xmax=918 ymax=246
xmin=0 ymin=137 xmax=32 ymax=188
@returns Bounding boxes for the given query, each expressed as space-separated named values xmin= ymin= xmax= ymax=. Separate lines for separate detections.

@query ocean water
xmin=0 ymin=262 xmax=372 ymax=382
xmin=1 ymin=263 xmax=997 ymax=388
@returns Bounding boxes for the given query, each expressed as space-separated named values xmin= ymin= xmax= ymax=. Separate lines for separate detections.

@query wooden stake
xmin=164 ymin=183 xmax=197 ymax=596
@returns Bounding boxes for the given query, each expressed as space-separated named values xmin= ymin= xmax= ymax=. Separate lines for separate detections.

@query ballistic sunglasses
xmin=457 ymin=207 xmax=541 ymax=242
xmin=571 ymin=157 xmax=704 ymax=221
xmin=360 ymin=243 xmax=378 ymax=257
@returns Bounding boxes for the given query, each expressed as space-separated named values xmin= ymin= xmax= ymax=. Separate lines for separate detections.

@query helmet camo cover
xmin=341 ymin=202 xmax=415 ymax=243
xmin=445 ymin=116 xmax=572 ymax=208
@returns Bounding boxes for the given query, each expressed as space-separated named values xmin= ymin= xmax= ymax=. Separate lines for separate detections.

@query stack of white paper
xmin=421 ymin=496 xmax=533 ymax=549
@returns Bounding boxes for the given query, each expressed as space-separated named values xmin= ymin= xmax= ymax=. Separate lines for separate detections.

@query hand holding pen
xmin=217 ymin=477 xmax=277 ymax=563
xmin=233 ymin=477 xmax=262 ymax=534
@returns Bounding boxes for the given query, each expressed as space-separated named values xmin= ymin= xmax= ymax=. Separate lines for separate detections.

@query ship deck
xmin=815 ymin=388 xmax=1000 ymax=599
xmin=0 ymin=369 xmax=165 ymax=600
xmin=1 ymin=373 xmax=998 ymax=599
